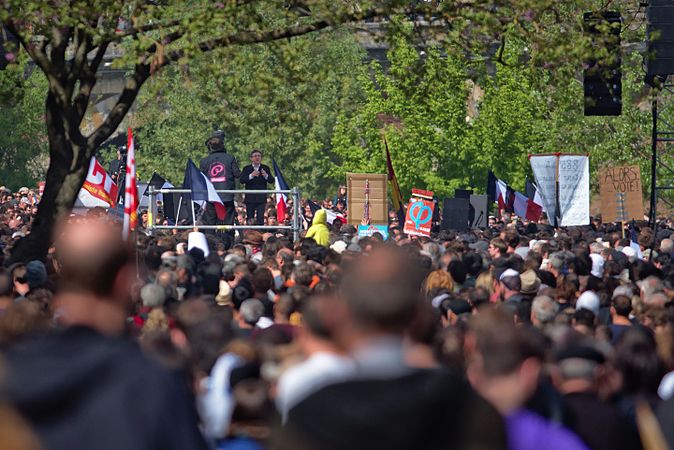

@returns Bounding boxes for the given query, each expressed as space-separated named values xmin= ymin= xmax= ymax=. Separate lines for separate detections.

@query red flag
xmin=78 ymin=158 xmax=118 ymax=207
xmin=123 ymin=128 xmax=138 ymax=240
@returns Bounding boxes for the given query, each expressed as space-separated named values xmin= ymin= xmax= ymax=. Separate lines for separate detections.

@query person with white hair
xmin=531 ymin=295 xmax=558 ymax=329
xmin=576 ymin=291 xmax=600 ymax=316
xmin=140 ymin=283 xmax=167 ymax=309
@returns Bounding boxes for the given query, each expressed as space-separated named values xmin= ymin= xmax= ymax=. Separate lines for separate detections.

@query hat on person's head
xmin=447 ymin=299 xmax=472 ymax=315
xmin=25 ymin=260 xmax=47 ymax=289
xmin=576 ymin=290 xmax=600 ymax=315
xmin=520 ymin=269 xmax=540 ymax=295
xmin=330 ymin=240 xmax=348 ymax=254
xmin=18 ymin=187 xmax=29 ymax=195
xmin=205 ymin=129 xmax=225 ymax=147
xmin=11 ymin=231 xmax=25 ymax=239
xmin=243 ymin=230 xmax=264 ymax=247
xmin=499 ymin=268 xmax=520 ymax=281
xmin=468 ymin=240 xmax=489 ymax=252
xmin=215 ymin=280 xmax=233 ymax=306
xmin=589 ymin=253 xmax=605 ymax=278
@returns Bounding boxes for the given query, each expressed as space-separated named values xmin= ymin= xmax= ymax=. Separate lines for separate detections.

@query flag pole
xmin=175 ymin=196 xmax=183 ymax=224
xmin=191 ymin=199 xmax=197 ymax=226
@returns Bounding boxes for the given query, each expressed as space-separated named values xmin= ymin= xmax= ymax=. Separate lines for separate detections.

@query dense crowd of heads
xmin=1 ymin=183 xmax=674 ymax=449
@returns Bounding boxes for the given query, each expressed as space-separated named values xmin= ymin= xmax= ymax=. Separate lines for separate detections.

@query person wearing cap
xmin=553 ymin=342 xmax=640 ymax=450
xmin=495 ymin=268 xmax=524 ymax=305
xmin=200 ymin=130 xmax=241 ymax=226
xmin=239 ymin=149 xmax=273 ymax=226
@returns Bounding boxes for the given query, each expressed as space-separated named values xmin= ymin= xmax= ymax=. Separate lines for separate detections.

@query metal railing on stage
xmin=146 ymin=187 xmax=302 ymax=242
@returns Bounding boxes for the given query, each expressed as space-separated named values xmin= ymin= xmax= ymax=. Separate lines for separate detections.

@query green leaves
xmin=0 ymin=63 xmax=49 ymax=189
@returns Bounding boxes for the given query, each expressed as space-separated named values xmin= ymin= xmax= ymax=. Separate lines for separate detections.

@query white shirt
xmin=197 ymin=353 xmax=242 ymax=439
xmin=276 ymin=352 xmax=353 ymax=421
xmin=249 ymin=165 xmax=267 ymax=180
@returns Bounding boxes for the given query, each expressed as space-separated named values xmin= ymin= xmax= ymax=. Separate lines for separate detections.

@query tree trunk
xmin=9 ymin=93 xmax=90 ymax=263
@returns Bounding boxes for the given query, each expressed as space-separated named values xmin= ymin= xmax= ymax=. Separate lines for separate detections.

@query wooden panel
xmin=347 ymin=173 xmax=388 ymax=225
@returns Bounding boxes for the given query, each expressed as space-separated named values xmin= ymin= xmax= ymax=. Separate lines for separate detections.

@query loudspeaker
xmin=469 ymin=195 xmax=489 ymax=229
xmin=583 ymin=11 xmax=621 ymax=116
xmin=442 ymin=198 xmax=470 ymax=231
xmin=646 ymin=1 xmax=674 ymax=84
xmin=454 ymin=189 xmax=473 ymax=199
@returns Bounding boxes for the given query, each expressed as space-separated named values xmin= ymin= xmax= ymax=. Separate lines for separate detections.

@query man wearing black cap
xmin=199 ymin=130 xmax=240 ymax=226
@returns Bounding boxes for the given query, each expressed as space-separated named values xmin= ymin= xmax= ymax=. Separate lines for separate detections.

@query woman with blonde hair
xmin=475 ymin=271 xmax=494 ymax=296
xmin=423 ymin=270 xmax=454 ymax=300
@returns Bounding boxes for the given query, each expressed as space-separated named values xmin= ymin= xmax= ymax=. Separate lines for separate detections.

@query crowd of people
xmin=1 ymin=178 xmax=674 ymax=450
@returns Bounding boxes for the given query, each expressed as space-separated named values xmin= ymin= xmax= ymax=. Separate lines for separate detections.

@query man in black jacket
xmin=282 ymin=247 xmax=507 ymax=450
xmin=200 ymin=130 xmax=240 ymax=225
xmin=239 ymin=149 xmax=273 ymax=225
xmin=5 ymin=219 xmax=208 ymax=450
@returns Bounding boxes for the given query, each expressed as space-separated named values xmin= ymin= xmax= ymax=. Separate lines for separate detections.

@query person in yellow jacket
xmin=306 ymin=209 xmax=330 ymax=247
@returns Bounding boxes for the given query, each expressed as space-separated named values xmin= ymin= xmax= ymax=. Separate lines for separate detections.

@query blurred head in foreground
xmin=52 ymin=217 xmax=132 ymax=335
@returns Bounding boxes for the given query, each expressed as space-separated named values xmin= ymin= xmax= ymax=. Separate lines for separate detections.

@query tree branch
xmin=49 ymin=25 xmax=72 ymax=81
xmin=87 ymin=63 xmax=151 ymax=151
xmin=69 ymin=28 xmax=91 ymax=81
xmin=159 ymin=8 xmax=385 ymax=70
xmin=73 ymin=42 xmax=109 ymax=124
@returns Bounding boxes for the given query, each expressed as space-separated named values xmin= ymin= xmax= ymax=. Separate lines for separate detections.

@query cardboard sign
xmin=404 ymin=197 xmax=435 ymax=237
xmin=346 ymin=173 xmax=387 ymax=226
xmin=599 ymin=165 xmax=643 ymax=222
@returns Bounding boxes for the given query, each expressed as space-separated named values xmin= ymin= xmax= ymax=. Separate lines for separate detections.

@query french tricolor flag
xmin=273 ymin=158 xmax=288 ymax=221
xmin=185 ymin=159 xmax=226 ymax=220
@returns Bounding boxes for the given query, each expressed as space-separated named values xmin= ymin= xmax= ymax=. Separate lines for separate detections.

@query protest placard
xmin=598 ymin=165 xmax=643 ymax=222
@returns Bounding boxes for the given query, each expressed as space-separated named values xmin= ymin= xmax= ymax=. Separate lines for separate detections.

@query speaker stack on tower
xmin=583 ymin=11 xmax=622 ymax=116
xmin=646 ymin=0 xmax=674 ymax=86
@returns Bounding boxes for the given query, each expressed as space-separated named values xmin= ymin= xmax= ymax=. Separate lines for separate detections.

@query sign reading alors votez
xmin=598 ymin=165 xmax=643 ymax=222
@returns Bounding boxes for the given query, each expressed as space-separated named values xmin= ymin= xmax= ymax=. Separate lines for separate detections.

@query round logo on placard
xmin=410 ymin=201 xmax=432 ymax=229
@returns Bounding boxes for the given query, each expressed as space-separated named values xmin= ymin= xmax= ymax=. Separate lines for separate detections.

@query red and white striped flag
xmin=122 ymin=128 xmax=138 ymax=240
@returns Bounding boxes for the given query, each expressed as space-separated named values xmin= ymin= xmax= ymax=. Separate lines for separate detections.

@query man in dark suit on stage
xmin=239 ymin=149 xmax=273 ymax=225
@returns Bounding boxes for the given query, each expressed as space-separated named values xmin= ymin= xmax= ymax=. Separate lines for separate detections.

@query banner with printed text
xmin=77 ymin=157 xmax=118 ymax=208
xmin=558 ymin=155 xmax=590 ymax=226
xmin=529 ymin=155 xmax=558 ymax=222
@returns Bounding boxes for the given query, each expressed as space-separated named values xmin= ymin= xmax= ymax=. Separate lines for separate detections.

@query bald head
xmin=56 ymin=218 xmax=130 ymax=297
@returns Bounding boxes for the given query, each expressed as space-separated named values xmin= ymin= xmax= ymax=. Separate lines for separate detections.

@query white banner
xmin=529 ymin=155 xmax=558 ymax=222
xmin=558 ymin=155 xmax=590 ymax=226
